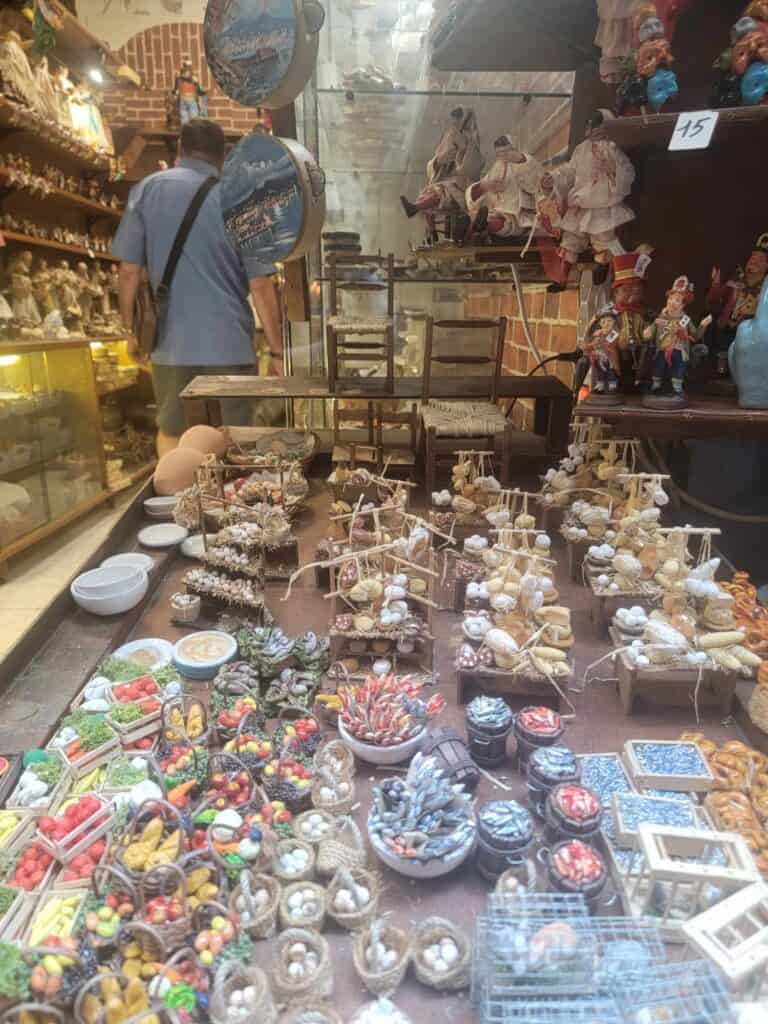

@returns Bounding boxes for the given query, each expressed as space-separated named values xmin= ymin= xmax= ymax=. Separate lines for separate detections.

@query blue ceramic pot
xmin=728 ymin=278 xmax=768 ymax=408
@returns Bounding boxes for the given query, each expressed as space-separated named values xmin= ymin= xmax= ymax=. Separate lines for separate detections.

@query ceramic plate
xmin=204 ymin=0 xmax=298 ymax=107
xmin=180 ymin=534 xmax=215 ymax=559
xmin=111 ymin=638 xmax=175 ymax=672
xmin=138 ymin=524 xmax=189 ymax=549
xmin=101 ymin=553 xmax=156 ymax=574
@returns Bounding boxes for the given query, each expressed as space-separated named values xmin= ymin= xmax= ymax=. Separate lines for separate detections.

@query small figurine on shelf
xmin=539 ymin=110 xmax=636 ymax=292
xmin=75 ymin=261 xmax=102 ymax=326
xmin=32 ymin=258 xmax=56 ymax=316
xmin=611 ymin=247 xmax=655 ymax=388
xmin=464 ymin=135 xmax=544 ymax=244
xmin=171 ymin=57 xmax=209 ymax=128
xmin=642 ymin=276 xmax=712 ymax=406
xmin=706 ymin=233 xmax=768 ymax=370
xmin=10 ymin=273 xmax=41 ymax=329
xmin=399 ymin=106 xmax=483 ymax=243
xmin=615 ymin=3 xmax=678 ymax=115
xmin=577 ymin=304 xmax=622 ymax=402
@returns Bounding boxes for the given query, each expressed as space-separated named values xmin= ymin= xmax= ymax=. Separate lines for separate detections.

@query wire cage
xmin=483 ymin=996 xmax=623 ymax=1024
xmin=472 ymin=911 xmax=666 ymax=1019
xmin=613 ymin=960 xmax=736 ymax=1024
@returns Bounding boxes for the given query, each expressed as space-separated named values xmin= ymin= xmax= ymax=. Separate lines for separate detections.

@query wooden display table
xmin=609 ymin=626 xmax=738 ymax=717
xmin=455 ymin=665 xmax=564 ymax=709
xmin=578 ymin=395 xmax=768 ymax=441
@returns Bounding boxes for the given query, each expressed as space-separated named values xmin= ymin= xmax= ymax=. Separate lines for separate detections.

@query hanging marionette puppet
xmin=463 ymin=134 xmax=545 ymax=245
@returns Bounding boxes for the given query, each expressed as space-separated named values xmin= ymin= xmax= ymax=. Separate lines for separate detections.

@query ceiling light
xmin=89 ymin=67 xmax=104 ymax=85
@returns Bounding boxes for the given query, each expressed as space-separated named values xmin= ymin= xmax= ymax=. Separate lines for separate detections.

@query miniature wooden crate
xmin=0 ymin=884 xmax=28 ymax=942
xmin=619 ymin=824 xmax=762 ymax=941
xmin=22 ymin=888 xmax=88 ymax=944
xmin=455 ymin=665 xmax=564 ymax=709
xmin=69 ymin=682 xmax=116 ymax=713
xmin=594 ymin=593 xmax=656 ymax=636
xmin=0 ymin=810 xmax=34 ymax=856
xmin=609 ymin=628 xmax=738 ymax=717
xmin=610 ymin=791 xmax=699 ymax=849
xmin=623 ymin=739 xmax=715 ymax=793
xmin=46 ymin=731 xmax=121 ymax=780
xmin=0 ymin=755 xmax=23 ymax=807
xmin=36 ymin=796 xmax=115 ymax=864
xmin=576 ymin=752 xmax=637 ymax=807
xmin=5 ymin=758 xmax=70 ymax=817
xmin=263 ymin=536 xmax=300 ymax=580
xmin=105 ymin=705 xmax=162 ymax=746
xmin=2 ymin=892 xmax=40 ymax=942
xmin=682 ymin=882 xmax=768 ymax=997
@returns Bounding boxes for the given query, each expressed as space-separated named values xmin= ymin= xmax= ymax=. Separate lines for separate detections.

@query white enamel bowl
xmin=73 ymin=565 xmax=145 ymax=597
xmin=173 ymin=631 xmax=238 ymax=680
xmin=101 ymin=553 xmax=155 ymax=574
xmin=338 ymin=719 xmax=425 ymax=765
xmin=367 ymin=819 xmax=477 ymax=879
xmin=71 ymin=571 xmax=148 ymax=616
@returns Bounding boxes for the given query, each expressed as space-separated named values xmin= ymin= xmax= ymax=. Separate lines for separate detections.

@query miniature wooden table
xmin=578 ymin=395 xmax=768 ymax=441
xmin=591 ymin=583 xmax=660 ymax=635
xmin=455 ymin=665 xmax=564 ymax=709
xmin=609 ymin=626 xmax=738 ymax=717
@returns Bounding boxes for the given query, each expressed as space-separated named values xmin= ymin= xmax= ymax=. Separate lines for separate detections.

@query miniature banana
xmin=698 ymin=630 xmax=746 ymax=649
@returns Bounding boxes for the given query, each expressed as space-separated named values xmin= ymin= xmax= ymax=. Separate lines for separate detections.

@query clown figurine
xmin=643 ymin=276 xmax=712 ymax=404
xmin=579 ymin=305 xmax=622 ymax=400
xmin=464 ymin=135 xmax=544 ymax=244
xmin=400 ymin=107 xmax=483 ymax=242
xmin=706 ymin=232 xmax=768 ymax=370
xmin=539 ymin=110 xmax=636 ymax=292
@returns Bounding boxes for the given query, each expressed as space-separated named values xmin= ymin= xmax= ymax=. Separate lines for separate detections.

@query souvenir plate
xmin=221 ymin=132 xmax=325 ymax=264
xmin=204 ymin=0 xmax=324 ymax=108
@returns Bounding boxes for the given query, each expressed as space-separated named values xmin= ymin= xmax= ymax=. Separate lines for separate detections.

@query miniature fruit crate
xmin=0 ymin=809 xmax=34 ymax=854
xmin=22 ymin=887 xmax=88 ymax=944
xmin=69 ymin=681 xmax=115 ymax=713
xmin=5 ymin=757 xmax=70 ymax=817
xmin=0 ymin=755 xmax=23 ymax=807
xmin=610 ymin=792 xmax=701 ymax=849
xmin=36 ymin=796 xmax=116 ymax=865
xmin=46 ymin=726 xmax=121 ymax=780
xmin=617 ymin=823 xmax=762 ymax=941
xmin=3 ymin=829 xmax=58 ymax=895
xmin=104 ymin=702 xmax=162 ymax=747
xmin=0 ymin=883 xmax=27 ymax=941
xmin=623 ymin=739 xmax=714 ymax=793
xmin=682 ymin=882 xmax=768 ymax=999
xmin=576 ymin=752 xmax=636 ymax=808
xmin=612 ymin=959 xmax=735 ymax=1024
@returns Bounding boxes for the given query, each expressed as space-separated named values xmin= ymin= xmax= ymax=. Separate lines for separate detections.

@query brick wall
xmin=102 ymin=23 xmax=258 ymax=135
xmin=465 ymin=286 xmax=578 ymax=431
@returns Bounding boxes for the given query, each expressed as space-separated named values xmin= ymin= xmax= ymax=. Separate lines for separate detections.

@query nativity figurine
xmin=577 ymin=304 xmax=622 ymax=401
xmin=539 ymin=110 xmax=636 ymax=292
xmin=464 ymin=135 xmax=544 ymax=244
xmin=400 ymin=106 xmax=483 ymax=243
xmin=171 ymin=57 xmax=209 ymax=128
xmin=642 ymin=275 xmax=711 ymax=405
xmin=706 ymin=232 xmax=768 ymax=371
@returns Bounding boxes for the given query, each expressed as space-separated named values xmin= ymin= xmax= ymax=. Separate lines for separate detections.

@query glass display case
xmin=0 ymin=340 xmax=108 ymax=572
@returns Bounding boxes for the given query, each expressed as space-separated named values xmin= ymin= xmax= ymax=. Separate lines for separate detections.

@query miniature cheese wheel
xmin=153 ymin=448 xmax=207 ymax=495
xmin=179 ymin=424 xmax=229 ymax=458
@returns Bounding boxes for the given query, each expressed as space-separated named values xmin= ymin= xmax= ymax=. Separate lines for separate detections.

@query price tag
xmin=668 ymin=110 xmax=719 ymax=151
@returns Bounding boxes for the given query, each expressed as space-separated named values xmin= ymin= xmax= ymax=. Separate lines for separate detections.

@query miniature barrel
xmin=465 ymin=696 xmax=513 ymax=769
xmin=546 ymin=839 xmax=608 ymax=913
xmin=544 ymin=783 xmax=603 ymax=844
xmin=475 ymin=800 xmax=535 ymax=882
xmin=513 ymin=706 xmax=564 ymax=768
xmin=526 ymin=746 xmax=581 ymax=819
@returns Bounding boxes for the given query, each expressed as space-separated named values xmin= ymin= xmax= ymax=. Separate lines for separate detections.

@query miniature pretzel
xmin=679 ymin=732 xmax=718 ymax=760
xmin=709 ymin=756 xmax=747 ymax=790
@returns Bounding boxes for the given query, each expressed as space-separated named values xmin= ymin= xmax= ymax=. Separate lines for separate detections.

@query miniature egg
xmin=597 ymin=574 xmax=609 ymax=587
xmin=441 ymin=939 xmax=459 ymax=965
xmin=289 ymin=943 xmax=307 ymax=958
xmin=230 ymin=991 xmax=243 ymax=1007
xmin=288 ymin=961 xmax=305 ymax=979
xmin=636 ymin=655 xmax=650 ymax=667
xmin=242 ymin=986 xmax=256 ymax=1006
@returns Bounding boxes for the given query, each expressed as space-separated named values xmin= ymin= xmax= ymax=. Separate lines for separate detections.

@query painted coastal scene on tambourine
xmin=221 ymin=133 xmax=302 ymax=263
xmin=204 ymin=0 xmax=296 ymax=106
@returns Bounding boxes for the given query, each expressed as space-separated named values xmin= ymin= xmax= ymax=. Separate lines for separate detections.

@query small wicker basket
xmin=352 ymin=919 xmax=410 ymax=997
xmin=327 ymin=865 xmax=379 ymax=931
xmin=278 ymin=880 xmax=327 ymax=931
xmin=311 ymin=765 xmax=355 ymax=817
xmin=271 ymin=928 xmax=333 ymax=1008
xmin=274 ymin=837 xmax=316 ymax=884
xmin=412 ymin=916 xmax=471 ymax=991
xmin=748 ymin=684 xmax=768 ymax=735
xmin=316 ymin=815 xmax=366 ymax=877
xmin=230 ymin=869 xmax=280 ymax=939
xmin=209 ymin=960 xmax=276 ymax=1024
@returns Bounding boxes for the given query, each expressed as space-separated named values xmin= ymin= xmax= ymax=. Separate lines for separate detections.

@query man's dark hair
xmin=180 ymin=118 xmax=226 ymax=163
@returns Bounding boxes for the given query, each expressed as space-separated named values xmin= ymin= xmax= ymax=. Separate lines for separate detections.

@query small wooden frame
xmin=609 ymin=627 xmax=738 ymax=717
xmin=619 ymin=824 xmax=762 ymax=941
xmin=682 ymin=882 xmax=768 ymax=996
xmin=623 ymin=740 xmax=715 ymax=793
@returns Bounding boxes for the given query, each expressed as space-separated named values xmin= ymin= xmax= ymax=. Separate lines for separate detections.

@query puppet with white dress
xmin=464 ymin=135 xmax=544 ymax=243
xmin=539 ymin=110 xmax=635 ymax=291
xmin=400 ymin=107 xmax=482 ymax=239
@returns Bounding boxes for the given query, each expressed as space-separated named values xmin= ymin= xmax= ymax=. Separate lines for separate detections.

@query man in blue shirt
xmin=113 ymin=118 xmax=283 ymax=455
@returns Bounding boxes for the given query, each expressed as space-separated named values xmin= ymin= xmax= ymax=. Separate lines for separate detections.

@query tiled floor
xmin=0 ymin=485 xmax=143 ymax=659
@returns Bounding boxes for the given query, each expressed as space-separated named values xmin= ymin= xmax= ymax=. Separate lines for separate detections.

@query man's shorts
xmin=151 ymin=363 xmax=256 ymax=436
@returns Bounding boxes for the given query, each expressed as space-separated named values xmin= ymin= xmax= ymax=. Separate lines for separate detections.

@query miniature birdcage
xmin=682 ymin=881 xmax=768 ymax=1000
xmin=618 ymin=823 xmax=762 ymax=941
xmin=612 ymin=960 xmax=735 ymax=1024
xmin=481 ymin=996 xmax=622 ymax=1024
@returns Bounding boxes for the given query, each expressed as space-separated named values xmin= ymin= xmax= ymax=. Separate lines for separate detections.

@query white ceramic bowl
xmin=367 ymin=820 xmax=476 ymax=879
xmin=71 ymin=571 xmax=148 ymax=616
xmin=338 ymin=719 xmax=425 ymax=765
xmin=73 ymin=565 xmax=144 ymax=597
xmin=173 ymin=631 xmax=237 ymax=679
xmin=101 ymin=553 xmax=155 ymax=574
xmin=144 ymin=496 xmax=177 ymax=515
xmin=111 ymin=638 xmax=175 ymax=671
xmin=138 ymin=524 xmax=189 ymax=548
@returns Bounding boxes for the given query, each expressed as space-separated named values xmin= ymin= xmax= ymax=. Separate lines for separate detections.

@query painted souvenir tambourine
xmin=221 ymin=132 xmax=325 ymax=265
xmin=204 ymin=0 xmax=325 ymax=109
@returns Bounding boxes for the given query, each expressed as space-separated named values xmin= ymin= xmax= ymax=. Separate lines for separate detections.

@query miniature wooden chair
xmin=375 ymin=402 xmax=418 ymax=479
xmin=331 ymin=401 xmax=378 ymax=469
xmin=326 ymin=252 xmax=395 ymax=394
xmin=420 ymin=315 xmax=512 ymax=495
